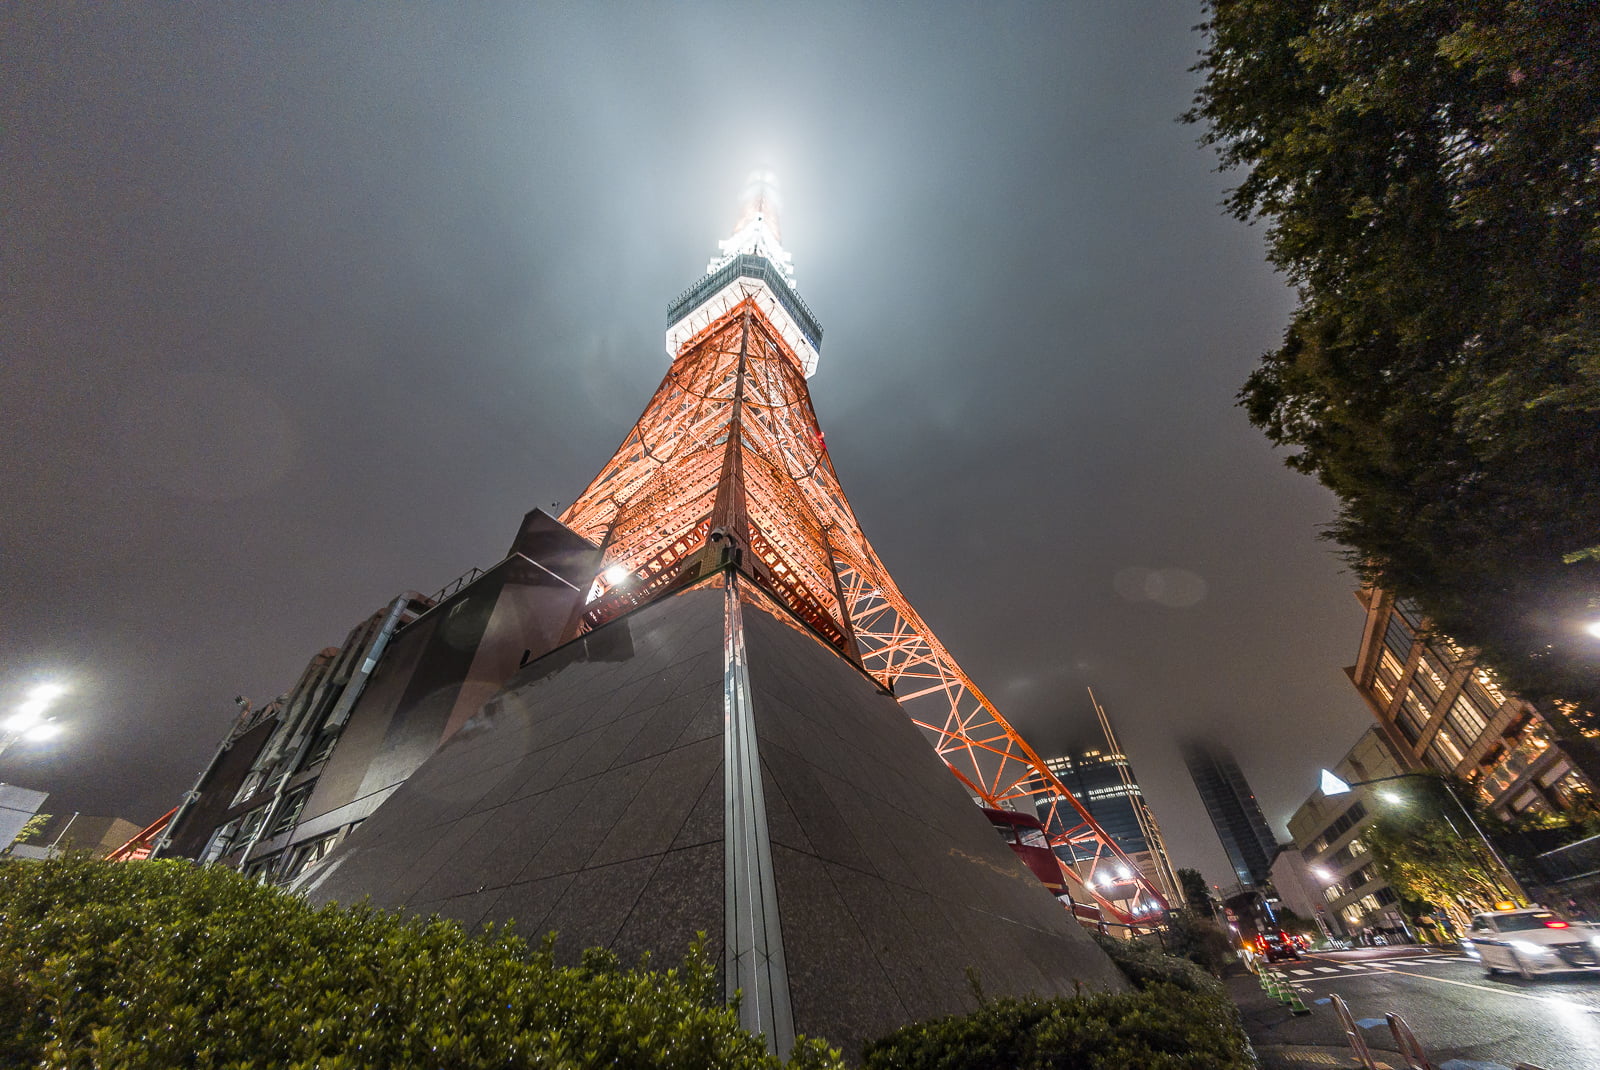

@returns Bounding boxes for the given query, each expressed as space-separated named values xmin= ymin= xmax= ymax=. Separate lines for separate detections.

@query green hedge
xmin=1090 ymin=932 xmax=1220 ymax=992
xmin=0 ymin=857 xmax=840 ymax=1070
xmin=862 ymin=936 xmax=1253 ymax=1070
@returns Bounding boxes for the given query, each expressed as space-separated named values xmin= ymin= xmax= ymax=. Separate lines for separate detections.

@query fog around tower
xmin=0 ymin=3 xmax=1372 ymax=888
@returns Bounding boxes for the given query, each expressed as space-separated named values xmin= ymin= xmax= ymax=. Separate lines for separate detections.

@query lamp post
xmin=1319 ymin=769 xmax=1527 ymax=904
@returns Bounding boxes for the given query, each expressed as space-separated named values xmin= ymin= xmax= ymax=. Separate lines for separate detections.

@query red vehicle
xmin=983 ymin=807 xmax=1072 ymax=898
xmin=1253 ymin=931 xmax=1303 ymax=963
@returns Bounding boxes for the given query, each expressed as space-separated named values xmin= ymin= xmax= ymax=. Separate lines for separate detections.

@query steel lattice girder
xmin=561 ymin=299 xmax=1166 ymax=925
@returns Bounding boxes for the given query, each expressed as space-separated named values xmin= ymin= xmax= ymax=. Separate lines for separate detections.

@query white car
xmin=1464 ymin=908 xmax=1600 ymax=979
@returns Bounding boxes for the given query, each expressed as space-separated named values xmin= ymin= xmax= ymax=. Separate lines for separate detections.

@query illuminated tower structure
xmin=559 ymin=173 xmax=1161 ymax=920
xmin=307 ymin=176 xmax=1153 ymax=1056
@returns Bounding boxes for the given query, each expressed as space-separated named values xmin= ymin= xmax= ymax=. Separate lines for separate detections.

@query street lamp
xmin=1319 ymin=769 xmax=1526 ymax=903
xmin=0 ymin=682 xmax=69 ymax=761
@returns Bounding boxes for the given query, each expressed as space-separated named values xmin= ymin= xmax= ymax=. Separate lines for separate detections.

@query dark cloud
xmin=1 ymin=3 xmax=1372 ymax=887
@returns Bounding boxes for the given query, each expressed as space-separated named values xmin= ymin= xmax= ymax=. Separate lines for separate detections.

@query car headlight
xmin=1509 ymin=940 xmax=1549 ymax=955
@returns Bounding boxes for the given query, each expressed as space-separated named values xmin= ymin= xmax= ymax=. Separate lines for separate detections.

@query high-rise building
xmin=1346 ymin=586 xmax=1593 ymax=820
xmin=1183 ymin=741 xmax=1278 ymax=889
xmin=1041 ymin=746 xmax=1177 ymax=903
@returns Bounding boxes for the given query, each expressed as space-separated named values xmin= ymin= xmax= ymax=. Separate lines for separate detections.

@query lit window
xmin=1427 ymin=726 xmax=1466 ymax=771
xmin=1444 ymin=694 xmax=1488 ymax=743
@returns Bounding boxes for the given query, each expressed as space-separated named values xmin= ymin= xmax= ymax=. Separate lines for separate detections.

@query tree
xmin=1177 ymin=867 xmax=1216 ymax=918
xmin=1187 ymin=1 xmax=1600 ymax=717
xmin=1362 ymin=808 xmax=1520 ymax=932
xmin=7 ymin=813 xmax=50 ymax=847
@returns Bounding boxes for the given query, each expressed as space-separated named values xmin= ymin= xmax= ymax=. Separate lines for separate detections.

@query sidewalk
xmin=1225 ymin=967 xmax=1406 ymax=1070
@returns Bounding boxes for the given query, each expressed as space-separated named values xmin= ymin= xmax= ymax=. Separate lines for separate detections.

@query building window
xmin=1482 ymin=733 xmax=1551 ymax=799
xmin=1445 ymin=694 xmax=1489 ymax=743
xmin=201 ymin=818 xmax=242 ymax=864
xmin=1384 ymin=614 xmax=1414 ymax=662
xmin=243 ymin=852 xmax=282 ymax=883
xmin=1312 ymin=801 xmax=1369 ymax=859
xmin=1397 ymin=691 xmax=1430 ymax=743
xmin=1413 ymin=651 xmax=1450 ymax=701
xmin=1395 ymin=599 xmax=1425 ymax=629
xmin=238 ymin=806 xmax=269 ymax=842
xmin=286 ymin=833 xmax=340 ymax=879
xmin=302 ymin=726 xmax=340 ymax=768
xmin=270 ymin=786 xmax=313 ymax=836
xmin=1377 ymin=648 xmax=1405 ymax=688
xmin=1427 ymin=726 xmax=1466 ymax=772
xmin=231 ymin=769 xmax=267 ymax=808
xmin=1470 ymin=668 xmax=1507 ymax=710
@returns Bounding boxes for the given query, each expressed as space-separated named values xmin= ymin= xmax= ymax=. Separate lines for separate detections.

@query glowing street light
xmin=602 ymin=565 xmax=630 ymax=585
xmin=1585 ymin=619 xmax=1600 ymax=640
xmin=1 ymin=679 xmax=69 ymax=759
xmin=28 ymin=683 xmax=68 ymax=703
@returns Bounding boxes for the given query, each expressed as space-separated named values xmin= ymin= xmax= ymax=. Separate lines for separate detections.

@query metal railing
xmin=1328 ymin=991 xmax=1548 ymax=1070
xmin=1534 ymin=832 xmax=1600 ymax=884
xmin=666 ymin=254 xmax=823 ymax=350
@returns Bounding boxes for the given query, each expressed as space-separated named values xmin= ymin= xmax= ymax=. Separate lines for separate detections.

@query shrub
xmin=1091 ymin=933 xmax=1218 ymax=993
xmin=861 ymin=929 xmax=1253 ymax=1070
xmin=0 ymin=857 xmax=840 ymax=1070
xmin=1152 ymin=912 xmax=1241 ymax=977
xmin=860 ymin=985 xmax=1253 ymax=1070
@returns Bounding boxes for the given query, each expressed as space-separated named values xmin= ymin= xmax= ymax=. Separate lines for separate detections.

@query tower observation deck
xmin=559 ymin=174 xmax=1166 ymax=926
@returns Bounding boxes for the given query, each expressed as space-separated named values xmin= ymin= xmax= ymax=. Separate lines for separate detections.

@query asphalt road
xmin=1236 ymin=946 xmax=1600 ymax=1070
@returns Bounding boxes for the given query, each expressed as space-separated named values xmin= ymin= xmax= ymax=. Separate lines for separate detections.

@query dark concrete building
xmin=158 ymin=509 xmax=598 ymax=883
xmin=1182 ymin=741 xmax=1278 ymax=889
xmin=304 ymin=576 xmax=1126 ymax=1059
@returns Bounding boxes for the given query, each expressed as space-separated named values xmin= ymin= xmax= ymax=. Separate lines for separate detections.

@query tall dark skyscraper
xmin=1182 ymin=741 xmax=1278 ymax=888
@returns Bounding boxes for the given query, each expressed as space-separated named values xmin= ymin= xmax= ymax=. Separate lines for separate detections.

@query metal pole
xmin=1435 ymin=777 xmax=1527 ymax=903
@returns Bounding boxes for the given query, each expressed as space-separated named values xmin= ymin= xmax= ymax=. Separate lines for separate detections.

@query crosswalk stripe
xmin=1313 ymin=966 xmax=1340 ymax=973
xmin=1290 ymin=968 xmax=1312 ymax=976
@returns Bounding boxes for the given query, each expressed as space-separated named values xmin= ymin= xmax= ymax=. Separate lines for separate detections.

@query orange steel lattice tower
xmin=562 ymin=173 xmax=1165 ymax=925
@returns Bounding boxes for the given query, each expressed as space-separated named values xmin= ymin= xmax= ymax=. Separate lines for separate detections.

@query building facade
xmin=1285 ymin=727 xmax=1413 ymax=941
xmin=1346 ymin=587 xmax=1593 ymax=820
xmin=1039 ymin=746 xmax=1177 ymax=903
xmin=1183 ymin=741 xmax=1279 ymax=889
xmin=158 ymin=508 xmax=599 ymax=883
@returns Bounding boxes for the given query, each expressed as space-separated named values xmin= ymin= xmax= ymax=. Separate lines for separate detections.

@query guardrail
xmin=1326 ymin=991 xmax=1548 ymax=1070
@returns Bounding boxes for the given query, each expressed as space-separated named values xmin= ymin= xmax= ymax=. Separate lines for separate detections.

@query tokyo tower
xmin=559 ymin=173 xmax=1165 ymax=926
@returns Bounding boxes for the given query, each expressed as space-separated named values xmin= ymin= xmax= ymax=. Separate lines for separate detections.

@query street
xmin=1234 ymin=946 xmax=1600 ymax=1070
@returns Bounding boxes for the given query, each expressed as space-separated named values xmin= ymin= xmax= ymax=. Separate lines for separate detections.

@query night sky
xmin=2 ymin=4 xmax=1375 ymax=889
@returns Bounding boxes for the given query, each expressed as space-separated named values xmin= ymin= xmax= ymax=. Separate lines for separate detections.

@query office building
xmin=1346 ymin=587 xmax=1593 ymax=820
xmin=1285 ymin=728 xmax=1413 ymax=940
xmin=1183 ymin=741 xmax=1278 ymax=889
